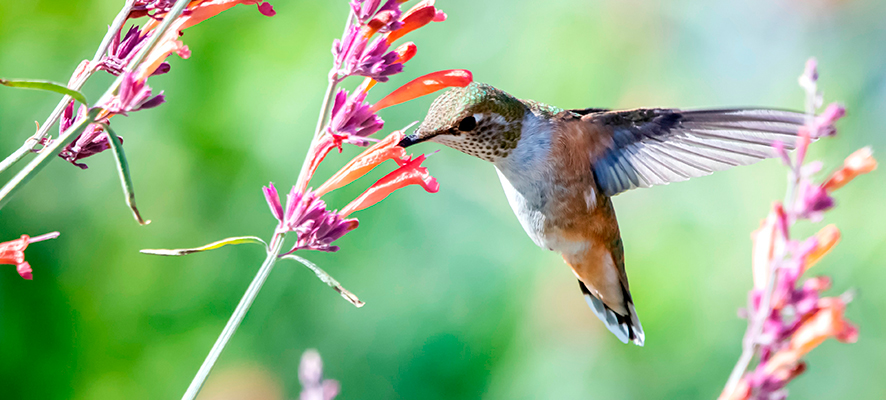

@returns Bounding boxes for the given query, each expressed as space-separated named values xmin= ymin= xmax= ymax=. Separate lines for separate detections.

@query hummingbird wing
xmin=572 ymin=108 xmax=821 ymax=196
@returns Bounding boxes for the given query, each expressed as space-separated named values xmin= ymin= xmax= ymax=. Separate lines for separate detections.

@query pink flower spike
xmin=371 ymin=69 xmax=473 ymax=112
xmin=340 ymin=154 xmax=439 ymax=216
xmin=263 ymin=183 xmax=284 ymax=221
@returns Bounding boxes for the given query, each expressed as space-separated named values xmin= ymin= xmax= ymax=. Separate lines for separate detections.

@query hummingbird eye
xmin=458 ymin=116 xmax=477 ymax=132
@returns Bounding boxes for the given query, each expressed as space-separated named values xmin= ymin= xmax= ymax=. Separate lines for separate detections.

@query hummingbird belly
xmin=495 ymin=167 xmax=592 ymax=256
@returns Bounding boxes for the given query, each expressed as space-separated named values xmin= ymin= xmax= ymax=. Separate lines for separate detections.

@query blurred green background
xmin=1 ymin=0 xmax=884 ymax=399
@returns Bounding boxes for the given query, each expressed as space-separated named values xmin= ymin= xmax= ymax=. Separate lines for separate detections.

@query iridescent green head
xmin=399 ymin=82 xmax=527 ymax=161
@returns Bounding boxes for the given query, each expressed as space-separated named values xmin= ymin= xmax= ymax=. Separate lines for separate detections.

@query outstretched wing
xmin=577 ymin=108 xmax=817 ymax=196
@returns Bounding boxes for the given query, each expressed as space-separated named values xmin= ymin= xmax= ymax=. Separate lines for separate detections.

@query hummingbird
xmin=398 ymin=82 xmax=815 ymax=346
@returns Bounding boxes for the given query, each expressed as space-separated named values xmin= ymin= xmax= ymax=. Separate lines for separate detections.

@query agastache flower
xmin=98 ymin=25 xmax=171 ymax=77
xmin=340 ymin=152 xmax=438 ymax=216
xmin=105 ymin=72 xmax=165 ymax=115
xmin=58 ymin=101 xmax=115 ymax=169
xmin=823 ymin=147 xmax=878 ymax=192
xmin=332 ymin=0 xmax=444 ymax=81
xmin=0 ymin=232 xmax=61 ymax=280
xmin=265 ymin=129 xmax=438 ymax=255
xmin=332 ymin=27 xmax=403 ymax=81
xmin=327 ymin=88 xmax=385 ymax=147
xmin=264 ymin=185 xmax=358 ymax=254
xmin=314 ymin=131 xmax=407 ymax=197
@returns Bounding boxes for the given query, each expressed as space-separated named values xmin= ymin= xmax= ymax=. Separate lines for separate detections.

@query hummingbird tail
xmin=579 ymin=280 xmax=645 ymax=346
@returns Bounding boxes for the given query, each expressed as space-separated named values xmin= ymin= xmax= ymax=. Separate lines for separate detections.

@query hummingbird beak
xmin=398 ymin=131 xmax=424 ymax=148
xmin=398 ymin=135 xmax=419 ymax=148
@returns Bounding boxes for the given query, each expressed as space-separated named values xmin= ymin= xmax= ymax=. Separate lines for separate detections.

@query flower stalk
xmin=719 ymin=58 xmax=871 ymax=400
xmin=180 ymin=233 xmax=286 ymax=400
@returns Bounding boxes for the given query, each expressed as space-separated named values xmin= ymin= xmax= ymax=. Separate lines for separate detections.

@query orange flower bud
xmin=804 ymin=224 xmax=840 ymax=271
xmin=341 ymin=154 xmax=439 ymax=216
xmin=371 ymin=69 xmax=473 ymax=112
xmin=823 ymin=147 xmax=877 ymax=192
xmin=315 ymin=131 xmax=408 ymax=197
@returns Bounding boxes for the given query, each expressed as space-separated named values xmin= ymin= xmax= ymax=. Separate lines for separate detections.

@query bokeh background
xmin=1 ymin=0 xmax=884 ymax=399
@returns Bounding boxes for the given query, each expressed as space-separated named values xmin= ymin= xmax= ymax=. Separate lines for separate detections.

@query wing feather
xmin=583 ymin=108 xmax=812 ymax=196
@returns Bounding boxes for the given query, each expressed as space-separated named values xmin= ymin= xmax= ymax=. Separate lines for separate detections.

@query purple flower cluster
xmin=104 ymin=72 xmax=165 ymax=116
xmin=331 ymin=0 xmax=420 ymax=81
xmin=58 ymin=102 xmax=114 ymax=169
xmin=58 ymin=73 xmax=164 ymax=168
xmin=263 ymin=184 xmax=358 ymax=254
xmin=332 ymin=27 xmax=402 ymax=82
xmin=327 ymin=89 xmax=384 ymax=147
xmin=350 ymin=0 xmax=403 ymax=29
xmin=99 ymin=25 xmax=171 ymax=77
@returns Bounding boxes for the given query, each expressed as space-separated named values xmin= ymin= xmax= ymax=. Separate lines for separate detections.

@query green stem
xmin=294 ymin=76 xmax=339 ymax=193
xmin=180 ymin=233 xmax=286 ymax=400
xmin=0 ymin=108 xmax=101 ymax=209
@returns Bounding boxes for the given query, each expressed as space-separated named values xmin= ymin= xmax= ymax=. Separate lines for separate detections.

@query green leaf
xmin=0 ymin=78 xmax=89 ymax=105
xmin=281 ymin=254 xmax=365 ymax=308
xmin=103 ymin=125 xmax=150 ymax=225
xmin=141 ymin=236 xmax=268 ymax=256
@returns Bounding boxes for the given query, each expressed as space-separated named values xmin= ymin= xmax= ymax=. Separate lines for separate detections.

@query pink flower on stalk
xmin=332 ymin=0 xmax=444 ymax=81
xmin=327 ymin=88 xmax=385 ymax=147
xmin=105 ymin=72 xmax=165 ymax=116
xmin=332 ymin=26 xmax=403 ymax=81
xmin=263 ymin=184 xmax=358 ymax=254
xmin=58 ymin=101 xmax=116 ymax=169
xmin=264 ymin=129 xmax=438 ymax=255
xmin=0 ymin=232 xmax=61 ymax=280
xmin=99 ymin=25 xmax=171 ymax=77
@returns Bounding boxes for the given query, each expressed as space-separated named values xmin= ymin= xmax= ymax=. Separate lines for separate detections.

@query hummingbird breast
xmin=494 ymin=113 xmax=605 ymax=257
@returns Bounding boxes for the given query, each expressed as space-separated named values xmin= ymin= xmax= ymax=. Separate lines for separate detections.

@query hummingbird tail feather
xmin=579 ymin=280 xmax=645 ymax=346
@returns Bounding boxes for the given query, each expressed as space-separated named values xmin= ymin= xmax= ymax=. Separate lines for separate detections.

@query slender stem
xmin=181 ymin=233 xmax=286 ymax=400
xmin=0 ymin=109 xmax=101 ymax=209
xmin=0 ymin=0 xmax=135 ymax=175
xmin=292 ymin=9 xmax=355 ymax=193
xmin=294 ymin=77 xmax=339 ymax=193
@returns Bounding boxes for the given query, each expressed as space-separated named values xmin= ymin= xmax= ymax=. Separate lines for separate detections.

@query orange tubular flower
xmin=823 ymin=147 xmax=878 ymax=192
xmin=361 ymin=42 xmax=419 ymax=92
xmin=138 ymin=0 xmax=275 ymax=79
xmin=314 ymin=131 xmax=408 ymax=197
xmin=371 ymin=69 xmax=473 ymax=112
xmin=764 ymin=297 xmax=858 ymax=378
xmin=340 ymin=153 xmax=439 ymax=217
xmin=751 ymin=209 xmax=778 ymax=290
xmin=805 ymin=224 xmax=840 ymax=271
xmin=1 ymin=232 xmax=60 ymax=280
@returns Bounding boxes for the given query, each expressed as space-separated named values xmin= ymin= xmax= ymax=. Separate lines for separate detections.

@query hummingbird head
xmin=399 ymin=82 xmax=527 ymax=162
